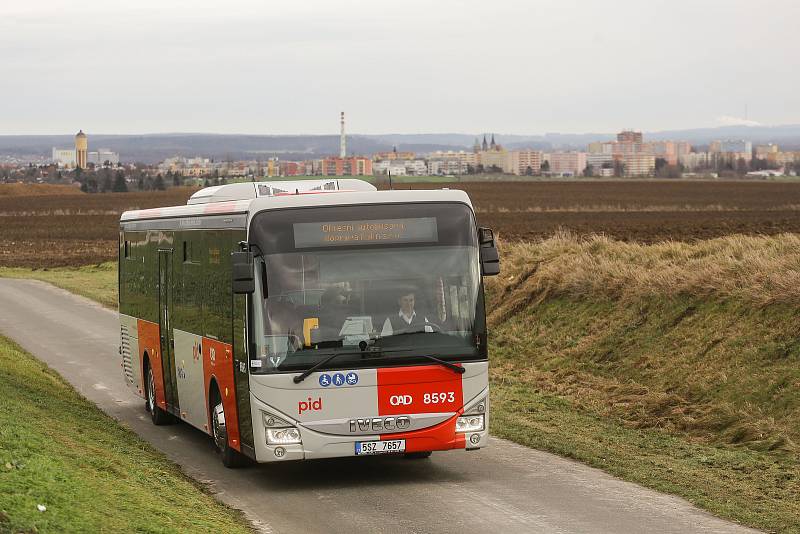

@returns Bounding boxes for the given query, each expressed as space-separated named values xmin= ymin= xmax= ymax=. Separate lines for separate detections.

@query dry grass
xmin=485 ymin=232 xmax=800 ymax=530
xmin=486 ymin=231 xmax=800 ymax=453
xmin=0 ymin=183 xmax=83 ymax=196
xmin=486 ymin=232 xmax=800 ymax=326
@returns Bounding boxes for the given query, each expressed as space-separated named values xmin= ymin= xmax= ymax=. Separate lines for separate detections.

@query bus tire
xmin=145 ymin=360 xmax=172 ymax=426
xmin=210 ymin=386 xmax=249 ymax=468
xmin=404 ymin=451 xmax=433 ymax=459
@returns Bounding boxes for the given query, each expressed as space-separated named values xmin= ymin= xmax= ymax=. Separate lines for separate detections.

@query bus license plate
xmin=355 ymin=439 xmax=406 ymax=455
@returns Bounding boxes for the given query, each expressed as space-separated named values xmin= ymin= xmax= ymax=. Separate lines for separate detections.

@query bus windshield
xmin=248 ymin=202 xmax=486 ymax=373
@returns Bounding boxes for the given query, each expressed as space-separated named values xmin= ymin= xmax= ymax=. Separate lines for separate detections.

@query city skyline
xmin=2 ymin=0 xmax=798 ymax=135
xmin=35 ymin=127 xmax=799 ymax=181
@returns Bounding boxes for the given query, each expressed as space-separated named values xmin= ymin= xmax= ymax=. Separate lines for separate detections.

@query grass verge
xmin=484 ymin=233 xmax=800 ymax=532
xmin=490 ymin=296 xmax=800 ymax=533
xmin=0 ymin=335 xmax=252 ymax=533
xmin=0 ymin=262 xmax=117 ymax=308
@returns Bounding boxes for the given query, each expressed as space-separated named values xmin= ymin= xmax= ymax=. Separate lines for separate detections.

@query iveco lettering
xmin=118 ymin=179 xmax=500 ymax=467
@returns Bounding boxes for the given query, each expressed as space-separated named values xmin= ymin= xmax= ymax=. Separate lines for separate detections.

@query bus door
xmin=158 ymin=249 xmax=179 ymax=412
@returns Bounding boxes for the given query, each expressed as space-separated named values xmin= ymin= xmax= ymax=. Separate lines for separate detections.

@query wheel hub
xmin=213 ymin=403 xmax=227 ymax=450
xmin=147 ymin=369 xmax=155 ymax=412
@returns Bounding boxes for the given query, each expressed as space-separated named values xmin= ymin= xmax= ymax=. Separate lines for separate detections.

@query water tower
xmin=75 ymin=130 xmax=88 ymax=169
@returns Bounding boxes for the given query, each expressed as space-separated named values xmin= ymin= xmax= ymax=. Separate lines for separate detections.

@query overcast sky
xmin=1 ymin=0 xmax=797 ymax=135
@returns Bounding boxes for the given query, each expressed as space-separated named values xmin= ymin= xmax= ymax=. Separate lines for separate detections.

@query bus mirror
xmin=481 ymin=247 xmax=499 ymax=263
xmin=479 ymin=227 xmax=494 ymax=245
xmin=478 ymin=227 xmax=500 ymax=276
xmin=231 ymin=251 xmax=255 ymax=294
xmin=481 ymin=253 xmax=500 ymax=276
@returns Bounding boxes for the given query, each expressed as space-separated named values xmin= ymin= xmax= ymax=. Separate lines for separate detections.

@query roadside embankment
xmin=0 ymin=262 xmax=117 ymax=308
xmin=486 ymin=233 xmax=800 ymax=532
xmin=0 ymin=334 xmax=253 ymax=533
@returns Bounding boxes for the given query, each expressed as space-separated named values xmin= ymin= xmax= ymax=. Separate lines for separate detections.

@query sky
xmin=1 ymin=0 xmax=798 ymax=135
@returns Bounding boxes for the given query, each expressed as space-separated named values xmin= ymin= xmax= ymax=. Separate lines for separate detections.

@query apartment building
xmin=623 ymin=153 xmax=655 ymax=177
xmin=545 ymin=152 xmax=587 ymax=176
xmin=321 ymin=156 xmax=372 ymax=176
xmin=510 ymin=149 xmax=542 ymax=175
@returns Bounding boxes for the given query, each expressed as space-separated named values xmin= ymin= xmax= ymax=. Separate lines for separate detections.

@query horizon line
xmin=1 ymin=122 xmax=798 ymax=139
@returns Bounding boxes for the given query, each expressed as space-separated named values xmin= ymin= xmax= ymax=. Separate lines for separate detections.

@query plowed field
xmin=404 ymin=180 xmax=800 ymax=242
xmin=0 ymin=188 xmax=195 ymax=267
xmin=2 ymin=181 xmax=800 ymax=267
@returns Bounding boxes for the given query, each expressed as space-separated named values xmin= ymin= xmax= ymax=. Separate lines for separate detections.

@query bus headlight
xmin=266 ymin=427 xmax=302 ymax=445
xmin=262 ymin=410 xmax=302 ymax=445
xmin=456 ymin=414 xmax=484 ymax=433
xmin=262 ymin=412 xmax=291 ymax=428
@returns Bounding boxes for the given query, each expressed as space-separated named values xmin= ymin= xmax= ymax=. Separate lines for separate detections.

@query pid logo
xmin=298 ymin=397 xmax=323 ymax=415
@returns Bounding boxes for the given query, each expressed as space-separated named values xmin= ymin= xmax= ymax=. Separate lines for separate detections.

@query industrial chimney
xmin=339 ymin=111 xmax=346 ymax=158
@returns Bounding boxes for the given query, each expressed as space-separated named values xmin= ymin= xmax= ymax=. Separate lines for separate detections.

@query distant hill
xmin=377 ymin=125 xmax=800 ymax=151
xmin=0 ymin=134 xmax=458 ymax=164
xmin=2 ymin=124 xmax=799 ymax=163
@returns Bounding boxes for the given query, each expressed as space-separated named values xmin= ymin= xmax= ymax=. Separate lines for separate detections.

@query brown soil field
xmin=0 ymin=188 xmax=196 ymax=268
xmin=1 ymin=181 xmax=800 ymax=267
xmin=407 ymin=180 xmax=800 ymax=211
xmin=404 ymin=180 xmax=800 ymax=242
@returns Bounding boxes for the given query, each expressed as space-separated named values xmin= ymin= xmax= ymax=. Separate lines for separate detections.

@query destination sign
xmin=293 ymin=217 xmax=438 ymax=248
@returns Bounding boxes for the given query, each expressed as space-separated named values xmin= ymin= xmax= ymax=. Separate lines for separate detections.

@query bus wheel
xmin=404 ymin=451 xmax=433 ymax=459
xmin=210 ymin=393 xmax=249 ymax=468
xmin=145 ymin=363 xmax=172 ymax=426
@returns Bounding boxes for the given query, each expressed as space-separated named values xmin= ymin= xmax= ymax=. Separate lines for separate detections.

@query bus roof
xmin=120 ymin=180 xmax=473 ymax=222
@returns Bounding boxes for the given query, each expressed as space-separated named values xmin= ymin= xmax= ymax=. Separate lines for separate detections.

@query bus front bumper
xmin=249 ymin=394 xmax=489 ymax=463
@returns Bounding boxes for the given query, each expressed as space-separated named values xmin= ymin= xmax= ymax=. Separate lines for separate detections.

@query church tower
xmin=490 ymin=134 xmax=497 ymax=151
xmin=481 ymin=135 xmax=488 ymax=151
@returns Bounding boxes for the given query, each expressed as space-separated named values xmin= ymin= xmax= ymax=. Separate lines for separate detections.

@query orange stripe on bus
xmin=202 ymin=337 xmax=241 ymax=451
xmin=137 ymin=319 xmax=166 ymax=409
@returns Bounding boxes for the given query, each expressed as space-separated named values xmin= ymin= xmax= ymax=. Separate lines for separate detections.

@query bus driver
xmin=381 ymin=289 xmax=432 ymax=336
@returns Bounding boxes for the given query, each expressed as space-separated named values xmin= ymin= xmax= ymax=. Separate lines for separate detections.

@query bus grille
xmin=120 ymin=325 xmax=134 ymax=384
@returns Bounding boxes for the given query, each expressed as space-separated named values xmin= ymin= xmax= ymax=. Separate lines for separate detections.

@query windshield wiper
xmin=375 ymin=345 xmax=466 ymax=375
xmin=292 ymin=349 xmax=375 ymax=384
xmin=411 ymin=353 xmax=465 ymax=374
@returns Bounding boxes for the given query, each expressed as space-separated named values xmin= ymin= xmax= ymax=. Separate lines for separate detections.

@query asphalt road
xmin=0 ymin=279 xmax=759 ymax=534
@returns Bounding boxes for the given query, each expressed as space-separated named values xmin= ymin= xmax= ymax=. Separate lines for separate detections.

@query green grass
xmin=490 ymin=296 xmax=800 ymax=532
xmin=0 ymin=335 xmax=252 ymax=533
xmin=0 ymin=262 xmax=118 ymax=308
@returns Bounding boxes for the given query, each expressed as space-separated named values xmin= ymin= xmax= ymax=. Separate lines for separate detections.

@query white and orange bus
xmin=119 ymin=179 xmax=499 ymax=467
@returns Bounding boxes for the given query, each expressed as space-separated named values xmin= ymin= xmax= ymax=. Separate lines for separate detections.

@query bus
xmin=119 ymin=179 xmax=500 ymax=467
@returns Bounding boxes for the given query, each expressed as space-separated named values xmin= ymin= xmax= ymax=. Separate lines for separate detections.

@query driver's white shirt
xmin=381 ymin=310 xmax=430 ymax=336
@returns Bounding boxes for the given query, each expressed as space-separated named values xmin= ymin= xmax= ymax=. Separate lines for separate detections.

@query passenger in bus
xmin=317 ymin=287 xmax=352 ymax=341
xmin=380 ymin=289 xmax=433 ymax=336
